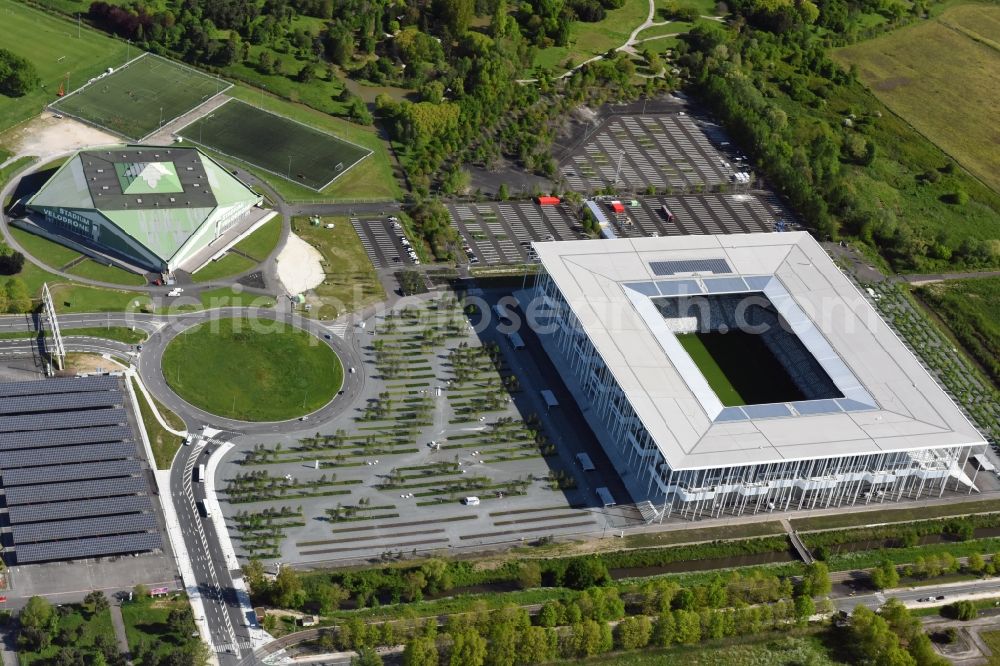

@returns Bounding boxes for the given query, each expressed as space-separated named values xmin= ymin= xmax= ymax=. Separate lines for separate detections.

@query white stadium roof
xmin=533 ymin=232 xmax=985 ymax=470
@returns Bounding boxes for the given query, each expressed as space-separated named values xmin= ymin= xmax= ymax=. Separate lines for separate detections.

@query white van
xmin=463 ymin=496 xmax=481 ymax=506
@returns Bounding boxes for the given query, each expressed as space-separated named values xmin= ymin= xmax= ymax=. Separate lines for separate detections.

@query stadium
xmin=20 ymin=145 xmax=265 ymax=274
xmin=528 ymin=233 xmax=988 ymax=520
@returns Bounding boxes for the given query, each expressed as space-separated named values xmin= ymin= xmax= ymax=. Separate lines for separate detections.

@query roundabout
xmin=160 ymin=316 xmax=343 ymax=422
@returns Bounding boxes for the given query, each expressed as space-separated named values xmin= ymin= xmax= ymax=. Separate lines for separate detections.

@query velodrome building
xmin=529 ymin=233 xmax=987 ymax=520
xmin=21 ymin=145 xmax=263 ymax=274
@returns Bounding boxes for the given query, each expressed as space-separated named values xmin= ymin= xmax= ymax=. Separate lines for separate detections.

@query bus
xmin=195 ymin=464 xmax=205 ymax=483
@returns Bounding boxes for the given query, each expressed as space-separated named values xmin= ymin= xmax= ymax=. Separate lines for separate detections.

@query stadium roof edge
xmin=532 ymin=232 xmax=986 ymax=470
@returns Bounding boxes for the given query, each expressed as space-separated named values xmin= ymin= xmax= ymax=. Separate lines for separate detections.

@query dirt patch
xmin=275 ymin=232 xmax=324 ymax=296
xmin=872 ymin=76 xmax=912 ymax=91
xmin=60 ymin=352 xmax=126 ymax=374
xmin=3 ymin=113 xmax=118 ymax=157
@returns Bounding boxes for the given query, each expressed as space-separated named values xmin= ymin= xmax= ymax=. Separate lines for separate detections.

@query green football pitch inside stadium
xmin=52 ymin=53 xmax=227 ymax=140
xmin=676 ymin=331 xmax=807 ymax=406
xmin=180 ymin=99 xmax=372 ymax=191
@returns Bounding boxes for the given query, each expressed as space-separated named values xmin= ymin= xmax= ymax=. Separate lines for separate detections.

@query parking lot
xmin=216 ymin=293 xmax=634 ymax=565
xmin=352 ymin=217 xmax=420 ymax=269
xmin=449 ymin=193 xmax=796 ymax=265
xmin=448 ymin=202 xmax=585 ymax=265
xmin=560 ymin=113 xmax=746 ymax=193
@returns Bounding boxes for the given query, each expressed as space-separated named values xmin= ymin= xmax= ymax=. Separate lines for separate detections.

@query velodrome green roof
xmin=26 ymin=145 xmax=260 ymax=263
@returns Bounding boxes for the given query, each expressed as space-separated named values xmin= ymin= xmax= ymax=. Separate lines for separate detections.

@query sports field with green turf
xmin=179 ymin=99 xmax=371 ymax=191
xmin=52 ymin=53 xmax=228 ymax=140
xmin=0 ymin=0 xmax=127 ymax=133
xmin=161 ymin=317 xmax=342 ymax=421
xmin=677 ymin=331 xmax=807 ymax=406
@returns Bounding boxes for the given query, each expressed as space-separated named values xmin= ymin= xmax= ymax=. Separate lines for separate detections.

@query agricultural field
xmin=916 ymin=276 xmax=1000 ymax=387
xmin=178 ymin=98 xmax=371 ymax=191
xmin=0 ymin=0 xmax=128 ymax=133
xmin=833 ymin=4 xmax=1000 ymax=194
xmin=52 ymin=53 xmax=227 ymax=140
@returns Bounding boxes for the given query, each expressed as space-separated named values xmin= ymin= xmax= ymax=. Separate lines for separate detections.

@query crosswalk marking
xmin=214 ymin=640 xmax=254 ymax=653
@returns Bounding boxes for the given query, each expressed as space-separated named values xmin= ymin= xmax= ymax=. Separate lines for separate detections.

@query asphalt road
xmin=834 ymin=578 xmax=1000 ymax=613
xmin=170 ymin=433 xmax=253 ymax=661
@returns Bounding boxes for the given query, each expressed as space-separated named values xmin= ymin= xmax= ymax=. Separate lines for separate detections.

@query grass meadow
xmin=833 ymin=4 xmax=1000 ymax=194
xmin=0 ymin=0 xmax=127 ymax=133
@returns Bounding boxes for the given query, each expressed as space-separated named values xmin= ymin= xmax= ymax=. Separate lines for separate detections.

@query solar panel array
xmin=0 ymin=376 xmax=118 ymax=398
xmin=0 ymin=425 xmax=133 ymax=450
xmin=0 ymin=408 xmax=126 ymax=432
xmin=12 ymin=513 xmax=157 ymax=544
xmin=5 ymin=476 xmax=147 ymax=505
xmin=15 ymin=533 xmax=162 ymax=565
xmin=0 ymin=442 xmax=136 ymax=469
xmin=0 ymin=391 xmax=122 ymax=415
xmin=0 ymin=377 xmax=162 ymax=565
xmin=8 ymin=495 xmax=153 ymax=524
xmin=2 ymin=459 xmax=141 ymax=486
xmin=650 ymin=258 xmax=732 ymax=276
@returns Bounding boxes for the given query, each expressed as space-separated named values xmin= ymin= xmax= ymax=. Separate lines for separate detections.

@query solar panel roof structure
xmin=8 ymin=495 xmax=153 ymax=524
xmin=0 ymin=391 xmax=122 ymax=415
xmin=0 ymin=425 xmax=133 ymax=451
xmin=15 ymin=533 xmax=162 ymax=565
xmin=0 ymin=408 xmax=126 ymax=432
xmin=2 ymin=459 xmax=140 ymax=486
xmin=12 ymin=513 xmax=157 ymax=544
xmin=0 ymin=376 xmax=163 ymax=565
xmin=0 ymin=442 xmax=137 ymax=469
xmin=0 ymin=376 xmax=118 ymax=398
xmin=5 ymin=476 xmax=147 ymax=505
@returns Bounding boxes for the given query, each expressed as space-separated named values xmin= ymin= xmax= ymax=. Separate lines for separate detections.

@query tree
xmin=402 ymin=636 xmax=438 ymax=666
xmin=243 ymin=559 xmax=269 ymax=598
xmin=793 ymin=594 xmax=815 ymax=625
xmin=353 ymin=647 xmax=383 ymax=666
xmin=497 ymin=184 xmax=509 ymax=201
xmin=0 ymin=250 xmax=24 ymax=275
xmin=800 ymin=561 xmax=831 ymax=597
xmin=168 ymin=606 xmax=195 ymax=635
xmin=0 ymin=49 xmax=41 ymax=97
xmin=651 ymin=612 xmax=676 ymax=647
xmin=18 ymin=596 xmax=57 ymax=651
xmin=562 ymin=558 xmax=610 ymax=590
xmin=4 ymin=278 xmax=30 ymax=313
xmin=517 ymin=562 xmax=541 ymax=590
xmin=613 ymin=615 xmax=652 ymax=650
xmin=870 ymin=558 xmax=900 ymax=591
xmin=436 ymin=0 xmax=474 ymax=34
xmin=85 ymin=590 xmax=109 ymax=614
xmin=968 ymin=553 xmax=986 ymax=574
xmin=448 ymin=628 xmax=486 ymax=666
xmin=273 ymin=566 xmax=306 ymax=608
xmin=297 ymin=64 xmax=315 ymax=83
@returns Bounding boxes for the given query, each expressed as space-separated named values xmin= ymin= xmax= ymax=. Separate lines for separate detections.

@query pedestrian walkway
xmin=781 ymin=518 xmax=815 ymax=564
xmin=110 ymin=602 xmax=132 ymax=663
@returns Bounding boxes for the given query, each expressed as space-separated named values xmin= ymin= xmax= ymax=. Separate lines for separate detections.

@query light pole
xmin=159 ymin=106 xmax=163 ymax=128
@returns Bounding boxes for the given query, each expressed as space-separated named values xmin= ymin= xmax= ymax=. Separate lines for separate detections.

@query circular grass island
xmin=161 ymin=317 xmax=342 ymax=421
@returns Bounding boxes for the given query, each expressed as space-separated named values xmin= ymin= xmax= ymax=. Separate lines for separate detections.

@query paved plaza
xmin=215 ymin=292 xmax=636 ymax=566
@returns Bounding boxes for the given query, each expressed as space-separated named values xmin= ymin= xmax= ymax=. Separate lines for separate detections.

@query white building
xmin=528 ymin=233 xmax=987 ymax=520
